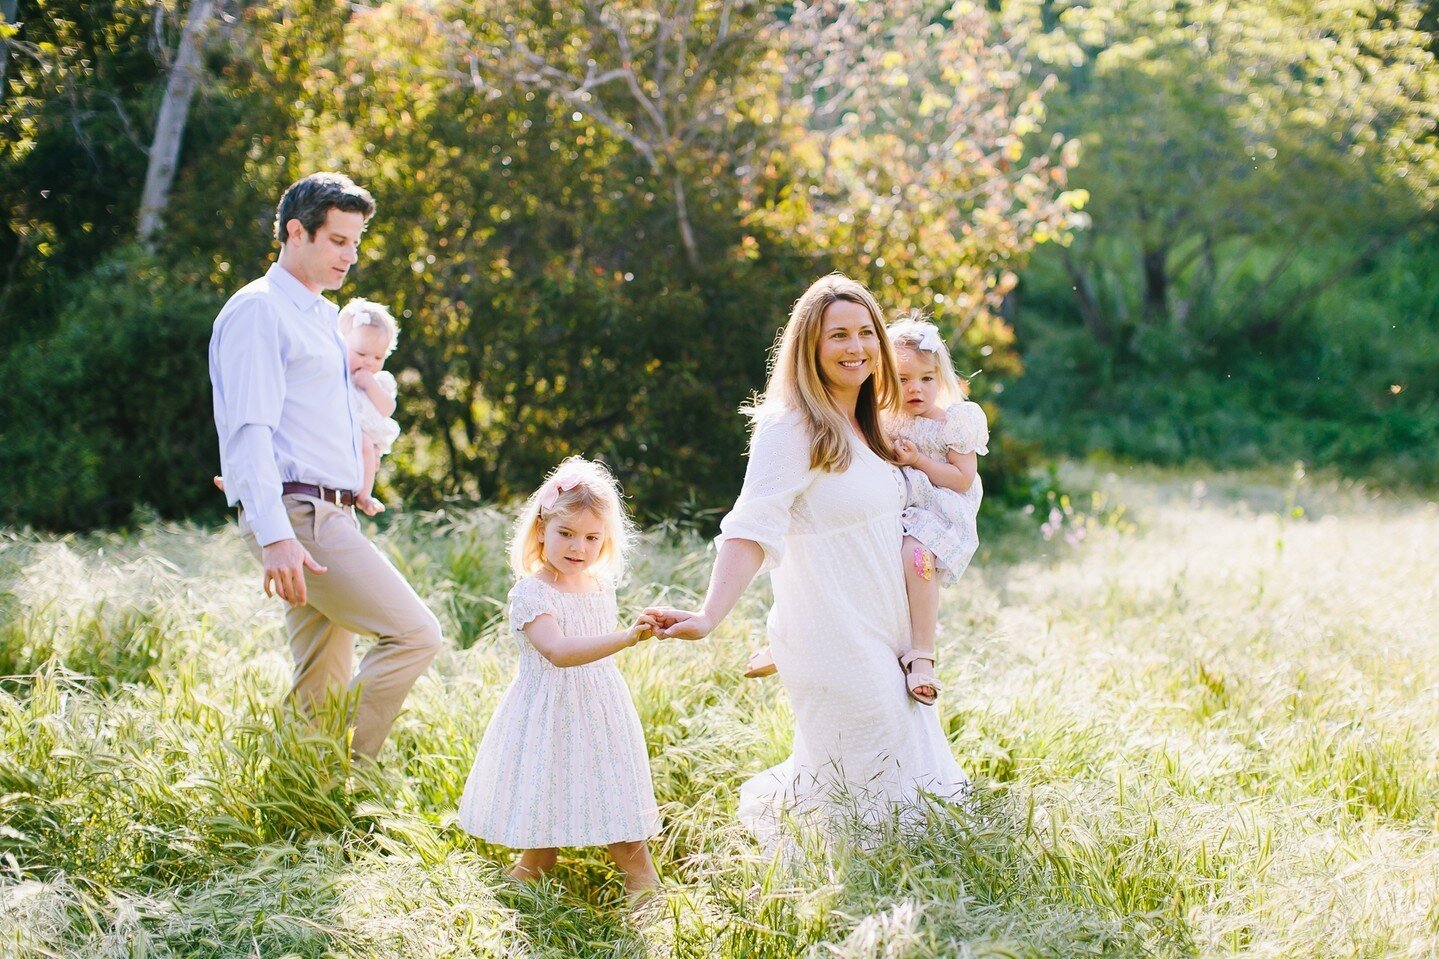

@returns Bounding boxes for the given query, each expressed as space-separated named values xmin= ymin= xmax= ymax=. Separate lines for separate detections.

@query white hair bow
xmin=915 ymin=325 xmax=944 ymax=354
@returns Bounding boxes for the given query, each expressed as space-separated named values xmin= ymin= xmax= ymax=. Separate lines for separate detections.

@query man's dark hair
xmin=274 ymin=172 xmax=376 ymax=244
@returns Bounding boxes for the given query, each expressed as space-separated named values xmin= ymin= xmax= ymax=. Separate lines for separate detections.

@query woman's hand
xmin=642 ymin=606 xmax=714 ymax=641
xmin=894 ymin=438 xmax=921 ymax=467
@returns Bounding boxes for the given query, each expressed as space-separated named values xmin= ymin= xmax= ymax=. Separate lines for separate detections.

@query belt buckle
xmin=326 ymin=487 xmax=341 ymax=506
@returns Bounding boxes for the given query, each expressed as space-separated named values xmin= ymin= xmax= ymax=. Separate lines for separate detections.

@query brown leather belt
xmin=281 ymin=482 xmax=357 ymax=507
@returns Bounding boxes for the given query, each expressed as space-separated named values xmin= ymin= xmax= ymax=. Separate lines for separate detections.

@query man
xmin=209 ymin=172 xmax=441 ymax=759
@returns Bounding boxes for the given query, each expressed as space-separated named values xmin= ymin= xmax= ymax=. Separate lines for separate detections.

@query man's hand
xmin=356 ymin=494 xmax=386 ymax=517
xmin=894 ymin=438 xmax=921 ymax=467
xmin=261 ymin=538 xmax=327 ymax=606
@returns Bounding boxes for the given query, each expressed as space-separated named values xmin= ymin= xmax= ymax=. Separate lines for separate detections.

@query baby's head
xmin=338 ymin=298 xmax=399 ymax=376
xmin=510 ymin=457 xmax=634 ymax=582
xmin=887 ymin=310 xmax=966 ymax=416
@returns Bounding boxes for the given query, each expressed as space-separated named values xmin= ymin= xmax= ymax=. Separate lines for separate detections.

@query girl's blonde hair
xmin=887 ymin=309 xmax=967 ymax=407
xmin=338 ymin=298 xmax=400 ymax=355
xmin=746 ymin=273 xmax=900 ymax=471
xmin=509 ymin=456 xmax=634 ymax=582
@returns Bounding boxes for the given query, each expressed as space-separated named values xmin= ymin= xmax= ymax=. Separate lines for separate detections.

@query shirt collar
xmin=267 ymin=263 xmax=325 ymax=314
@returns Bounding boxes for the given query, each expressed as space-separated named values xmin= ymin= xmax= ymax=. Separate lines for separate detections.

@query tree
xmin=137 ymin=0 xmax=218 ymax=246
xmin=1005 ymin=0 xmax=1439 ymax=352
xmin=760 ymin=0 xmax=1085 ymax=367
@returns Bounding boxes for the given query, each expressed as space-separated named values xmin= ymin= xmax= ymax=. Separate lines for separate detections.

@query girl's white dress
xmin=457 ymin=576 xmax=660 ymax=847
xmin=718 ymin=408 xmax=971 ymax=845
xmin=885 ymin=401 xmax=989 ymax=586
xmin=351 ymin=370 xmax=401 ymax=455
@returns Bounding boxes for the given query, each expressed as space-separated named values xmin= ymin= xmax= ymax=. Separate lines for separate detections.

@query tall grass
xmin=1 ymin=469 xmax=1436 ymax=957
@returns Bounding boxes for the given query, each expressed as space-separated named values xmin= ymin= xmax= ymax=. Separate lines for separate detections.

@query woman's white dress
xmin=717 ymin=408 xmax=971 ymax=844
xmin=457 ymin=576 xmax=660 ymax=848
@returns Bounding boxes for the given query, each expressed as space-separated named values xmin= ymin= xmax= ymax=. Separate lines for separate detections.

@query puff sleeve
xmin=714 ymin=408 xmax=816 ymax=574
xmin=507 ymin=576 xmax=557 ymax=634
xmin=944 ymin=401 xmax=990 ymax=456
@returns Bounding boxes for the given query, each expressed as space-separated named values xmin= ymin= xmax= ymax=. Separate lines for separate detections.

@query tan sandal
xmin=743 ymin=647 xmax=778 ymax=679
xmin=900 ymin=649 xmax=940 ymax=705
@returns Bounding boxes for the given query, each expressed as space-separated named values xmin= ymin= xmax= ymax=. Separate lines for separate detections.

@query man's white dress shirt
xmin=210 ymin=264 xmax=363 ymax=546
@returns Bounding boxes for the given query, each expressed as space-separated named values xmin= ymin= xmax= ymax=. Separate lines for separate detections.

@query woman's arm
xmin=647 ymin=538 xmax=765 ymax=640
xmin=523 ymin=613 xmax=653 ymax=667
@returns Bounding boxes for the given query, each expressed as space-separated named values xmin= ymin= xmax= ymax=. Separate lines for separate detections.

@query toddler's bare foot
xmin=505 ymin=863 xmax=544 ymax=884
xmin=743 ymin=647 xmax=777 ymax=679
xmin=624 ymin=875 xmax=662 ymax=907
xmin=212 ymin=475 xmax=226 ymax=493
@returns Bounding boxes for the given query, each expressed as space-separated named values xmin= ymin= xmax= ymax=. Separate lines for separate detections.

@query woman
xmin=646 ymin=273 xmax=970 ymax=843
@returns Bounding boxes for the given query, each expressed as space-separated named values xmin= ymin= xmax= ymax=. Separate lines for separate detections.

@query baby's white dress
xmin=351 ymin=370 xmax=401 ymax=455
xmin=885 ymin=402 xmax=989 ymax=586
xmin=457 ymin=576 xmax=660 ymax=847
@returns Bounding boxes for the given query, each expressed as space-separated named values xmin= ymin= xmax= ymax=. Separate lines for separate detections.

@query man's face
xmin=285 ymin=209 xmax=367 ymax=293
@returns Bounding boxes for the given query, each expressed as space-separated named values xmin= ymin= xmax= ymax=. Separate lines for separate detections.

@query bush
xmin=0 ymin=246 xmax=225 ymax=530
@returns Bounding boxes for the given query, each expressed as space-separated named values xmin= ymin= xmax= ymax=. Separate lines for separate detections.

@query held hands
xmin=894 ymin=439 xmax=921 ymax=467
xmin=261 ymin=538 xmax=326 ymax=606
xmin=626 ymin=618 xmax=657 ymax=647
xmin=641 ymin=606 xmax=714 ymax=641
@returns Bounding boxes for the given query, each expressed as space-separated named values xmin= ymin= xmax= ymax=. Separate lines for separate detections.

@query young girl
xmin=457 ymin=457 xmax=662 ymax=898
xmin=337 ymin=298 xmax=402 ymax=516
xmin=884 ymin=311 xmax=988 ymax=704
xmin=743 ymin=312 xmax=988 ymax=706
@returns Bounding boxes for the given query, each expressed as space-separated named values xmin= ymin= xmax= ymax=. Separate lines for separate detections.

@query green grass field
xmin=2 ymin=468 xmax=1436 ymax=958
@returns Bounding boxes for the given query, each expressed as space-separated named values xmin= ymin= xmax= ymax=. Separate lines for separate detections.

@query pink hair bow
xmin=538 ymin=475 xmax=581 ymax=511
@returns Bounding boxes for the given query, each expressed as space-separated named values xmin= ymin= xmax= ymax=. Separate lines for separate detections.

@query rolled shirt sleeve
xmin=715 ymin=408 xmax=815 ymax=574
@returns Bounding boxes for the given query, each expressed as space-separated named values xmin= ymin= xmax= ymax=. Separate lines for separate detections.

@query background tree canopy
xmin=1 ymin=0 xmax=1435 ymax=530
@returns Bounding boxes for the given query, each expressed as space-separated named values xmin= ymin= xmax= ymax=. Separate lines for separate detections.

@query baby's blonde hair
xmin=887 ymin=309 xmax=967 ymax=407
xmin=509 ymin=456 xmax=634 ymax=582
xmin=338 ymin=298 xmax=400 ymax=355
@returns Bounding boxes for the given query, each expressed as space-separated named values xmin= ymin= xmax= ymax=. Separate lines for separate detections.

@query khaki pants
xmin=241 ymin=494 xmax=442 ymax=758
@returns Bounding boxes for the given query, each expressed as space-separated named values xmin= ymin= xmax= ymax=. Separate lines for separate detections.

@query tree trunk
xmin=1 ymin=0 xmax=18 ymax=94
xmin=137 ymin=0 xmax=216 ymax=248
xmin=1140 ymin=243 xmax=1170 ymax=325
xmin=1060 ymin=246 xmax=1111 ymax=346
xmin=671 ymin=171 xmax=700 ymax=270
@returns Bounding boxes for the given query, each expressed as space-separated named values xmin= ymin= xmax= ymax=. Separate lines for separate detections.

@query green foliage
xmin=2 ymin=0 xmax=1066 ymax=530
xmin=1007 ymin=236 xmax=1439 ymax=482
xmin=0 ymin=246 xmax=225 ymax=530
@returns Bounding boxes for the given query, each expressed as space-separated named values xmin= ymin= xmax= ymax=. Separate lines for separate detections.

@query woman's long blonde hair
xmin=746 ymin=273 xmax=900 ymax=471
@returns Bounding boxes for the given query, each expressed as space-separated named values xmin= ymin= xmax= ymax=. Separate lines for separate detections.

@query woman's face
xmin=816 ymin=300 xmax=880 ymax=401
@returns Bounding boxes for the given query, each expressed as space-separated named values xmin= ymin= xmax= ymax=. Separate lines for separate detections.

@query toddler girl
xmin=885 ymin=311 xmax=988 ymax=704
xmin=337 ymin=298 xmax=401 ymax=516
xmin=457 ymin=457 xmax=662 ymax=898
